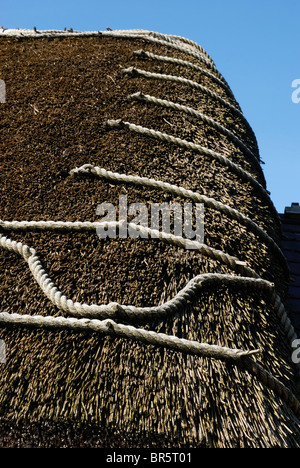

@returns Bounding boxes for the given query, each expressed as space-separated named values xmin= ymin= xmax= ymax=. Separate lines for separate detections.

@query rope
xmin=128 ymin=91 xmax=260 ymax=167
xmin=240 ymin=357 xmax=300 ymax=419
xmin=0 ymin=219 xmax=256 ymax=277
xmin=0 ymin=217 xmax=296 ymax=350
xmin=0 ymin=219 xmax=117 ymax=233
xmin=133 ymin=49 xmax=234 ymax=98
xmin=74 ymin=161 xmax=286 ymax=273
xmin=105 ymin=30 xmax=228 ymax=87
xmin=0 ymin=29 xmax=218 ymax=74
xmin=110 ymin=30 xmax=216 ymax=68
xmin=0 ymin=312 xmax=262 ymax=365
xmin=145 ymin=30 xmax=215 ymax=64
xmin=103 ymin=119 xmax=267 ymax=195
xmin=0 ymin=221 xmax=295 ymax=342
xmin=1 ymin=311 xmax=300 ymax=419
xmin=1 ymin=220 xmax=299 ymax=399
xmin=122 ymin=66 xmax=254 ymax=136
xmin=0 ymin=226 xmax=272 ymax=322
xmin=69 ymin=166 xmax=296 ymax=343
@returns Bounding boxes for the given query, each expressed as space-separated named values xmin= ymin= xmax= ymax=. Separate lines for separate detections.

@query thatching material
xmin=0 ymin=30 xmax=299 ymax=448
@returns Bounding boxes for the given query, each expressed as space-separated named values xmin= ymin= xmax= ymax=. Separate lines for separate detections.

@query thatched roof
xmin=0 ymin=29 xmax=299 ymax=448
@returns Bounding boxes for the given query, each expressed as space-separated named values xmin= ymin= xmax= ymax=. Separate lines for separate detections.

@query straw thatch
xmin=0 ymin=29 xmax=299 ymax=448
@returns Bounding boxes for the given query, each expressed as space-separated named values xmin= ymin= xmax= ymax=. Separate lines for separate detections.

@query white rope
xmin=1 ymin=26 xmax=234 ymax=106
xmin=2 ymin=310 xmax=300 ymax=419
xmin=103 ymin=119 xmax=267 ymax=193
xmin=1 ymin=29 xmax=235 ymax=95
xmin=1 ymin=217 xmax=294 ymax=342
xmin=0 ymin=229 xmax=272 ymax=362
xmin=0 ymin=218 xmax=259 ymax=278
xmin=0 ymin=29 xmax=217 ymax=71
xmin=1 ymin=214 xmax=294 ymax=347
xmin=70 ymin=165 xmax=296 ymax=341
xmin=0 ymin=224 xmax=269 ymax=321
xmin=77 ymin=161 xmax=285 ymax=271
xmin=0 ymin=221 xmax=298 ymax=372
xmin=128 ymin=91 xmax=260 ymax=166
xmin=0 ymin=219 xmax=115 ymax=233
xmin=105 ymin=30 xmax=216 ymax=67
xmin=0 ymin=221 xmax=293 ymax=336
xmin=133 ymin=49 xmax=233 ymax=98
xmin=122 ymin=66 xmax=251 ymax=129
xmin=145 ymin=30 xmax=215 ymax=63
xmin=0 ymin=312 xmax=259 ymax=361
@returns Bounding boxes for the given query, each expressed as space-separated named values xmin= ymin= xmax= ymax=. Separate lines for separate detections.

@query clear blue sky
xmin=2 ymin=0 xmax=299 ymax=213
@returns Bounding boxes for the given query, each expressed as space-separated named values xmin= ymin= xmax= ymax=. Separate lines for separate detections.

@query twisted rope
xmin=0 ymin=218 xmax=259 ymax=279
xmin=69 ymin=166 xmax=297 ymax=347
xmin=0 ymin=230 xmax=266 ymax=365
xmin=0 ymin=217 xmax=296 ymax=353
xmin=122 ymin=66 xmax=254 ymax=135
xmin=239 ymin=357 xmax=300 ymax=419
xmin=128 ymin=91 xmax=260 ymax=167
xmin=0 ymin=226 xmax=271 ymax=322
xmin=1 ymin=29 xmax=218 ymax=73
xmin=110 ymin=30 xmax=216 ymax=68
xmin=103 ymin=119 xmax=267 ymax=195
xmin=133 ymin=49 xmax=234 ymax=98
xmin=0 ymin=312 xmax=259 ymax=361
xmin=1 ymin=311 xmax=300 ymax=419
xmin=0 ymin=221 xmax=295 ymax=340
xmin=73 ymin=162 xmax=286 ymax=273
xmin=1 ymin=220 xmax=299 ymax=400
xmin=146 ymin=30 xmax=215 ymax=64
xmin=0 ymin=219 xmax=115 ymax=233
xmin=109 ymin=30 xmax=228 ymax=88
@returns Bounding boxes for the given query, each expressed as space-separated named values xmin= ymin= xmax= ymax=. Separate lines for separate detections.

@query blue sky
xmin=1 ymin=0 xmax=299 ymax=213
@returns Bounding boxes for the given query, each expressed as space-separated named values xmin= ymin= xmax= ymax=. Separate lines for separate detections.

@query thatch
xmin=0 ymin=29 xmax=299 ymax=448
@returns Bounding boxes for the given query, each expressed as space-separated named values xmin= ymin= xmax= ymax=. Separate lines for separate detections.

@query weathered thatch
xmin=0 ymin=29 xmax=299 ymax=448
